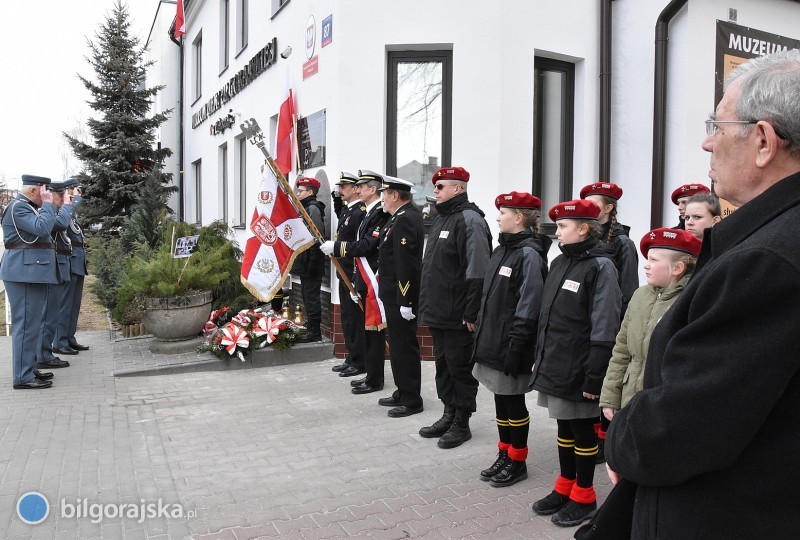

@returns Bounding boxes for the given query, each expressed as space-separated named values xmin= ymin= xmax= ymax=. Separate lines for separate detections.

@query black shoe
xmin=351 ymin=383 xmax=383 ymax=395
xmin=437 ymin=410 xmax=472 ymax=449
xmin=532 ymin=490 xmax=570 ymax=516
xmin=490 ymin=459 xmax=528 ymax=487
xmin=419 ymin=405 xmax=455 ymax=438
xmin=332 ymin=361 xmax=351 ymax=372
xmin=479 ymin=450 xmax=509 ymax=482
xmin=388 ymin=405 xmax=423 ymax=418
xmin=551 ymin=500 xmax=597 ymax=527
xmin=350 ymin=377 xmax=367 ymax=388
xmin=52 ymin=346 xmax=78 ymax=355
xmin=339 ymin=366 xmax=365 ymax=378
xmin=14 ymin=379 xmax=53 ymax=389
xmin=296 ymin=332 xmax=322 ymax=343
xmin=36 ymin=359 xmax=70 ymax=369
xmin=69 ymin=342 xmax=90 ymax=351
xmin=378 ymin=395 xmax=401 ymax=407
xmin=595 ymin=437 xmax=606 ymax=464
xmin=34 ymin=371 xmax=54 ymax=381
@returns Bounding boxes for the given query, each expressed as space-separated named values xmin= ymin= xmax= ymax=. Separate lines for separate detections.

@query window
xmin=193 ymin=32 xmax=203 ymax=101
xmin=234 ymin=137 xmax=248 ymax=226
xmin=387 ymin=50 xmax=452 ymax=224
xmin=219 ymin=0 xmax=230 ymax=73
xmin=219 ymin=143 xmax=229 ymax=223
xmin=236 ymin=0 xmax=248 ymax=55
xmin=187 ymin=159 xmax=202 ymax=225
xmin=271 ymin=0 xmax=290 ymax=18
xmin=533 ymin=57 xmax=575 ymax=234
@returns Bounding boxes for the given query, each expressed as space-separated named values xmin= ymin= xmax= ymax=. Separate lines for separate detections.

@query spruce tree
xmin=65 ymin=0 xmax=175 ymax=234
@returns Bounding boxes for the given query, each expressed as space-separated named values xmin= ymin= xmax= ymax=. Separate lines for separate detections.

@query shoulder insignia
xmin=401 ymin=238 xmax=407 ymax=245
xmin=398 ymin=281 xmax=411 ymax=296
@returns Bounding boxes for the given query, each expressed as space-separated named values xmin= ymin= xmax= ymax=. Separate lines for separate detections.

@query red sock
xmin=554 ymin=475 xmax=576 ymax=496
xmin=507 ymin=446 xmax=528 ymax=462
xmin=498 ymin=441 xmax=511 ymax=452
xmin=570 ymin=484 xmax=597 ymax=504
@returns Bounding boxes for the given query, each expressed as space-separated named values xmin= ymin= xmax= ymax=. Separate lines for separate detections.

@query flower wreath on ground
xmin=199 ymin=306 xmax=305 ymax=360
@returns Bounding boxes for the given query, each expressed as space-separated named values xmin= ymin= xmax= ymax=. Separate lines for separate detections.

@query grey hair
xmin=725 ymin=49 xmax=800 ymax=156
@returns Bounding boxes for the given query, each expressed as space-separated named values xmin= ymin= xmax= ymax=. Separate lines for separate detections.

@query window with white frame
xmin=219 ymin=0 xmax=230 ymax=73
xmin=193 ymin=32 xmax=203 ymax=101
xmin=236 ymin=0 xmax=248 ymax=54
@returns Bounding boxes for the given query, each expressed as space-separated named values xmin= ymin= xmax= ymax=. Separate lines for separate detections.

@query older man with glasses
xmin=604 ymin=50 xmax=800 ymax=538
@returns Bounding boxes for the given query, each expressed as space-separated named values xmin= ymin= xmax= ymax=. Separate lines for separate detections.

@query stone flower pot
xmin=142 ymin=290 xmax=213 ymax=342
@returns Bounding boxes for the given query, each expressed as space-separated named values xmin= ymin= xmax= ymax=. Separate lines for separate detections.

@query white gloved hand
xmin=319 ymin=240 xmax=335 ymax=256
xmin=400 ymin=306 xmax=415 ymax=320
xmin=350 ymin=292 xmax=361 ymax=304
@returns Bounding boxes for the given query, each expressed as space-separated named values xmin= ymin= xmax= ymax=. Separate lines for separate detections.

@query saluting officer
xmin=0 ymin=175 xmax=59 ymax=389
xmin=329 ymin=171 xmax=367 ymax=378
xmin=377 ymin=176 xmax=425 ymax=418
xmin=320 ymin=170 xmax=389 ymax=394
xmin=54 ymin=178 xmax=90 ymax=352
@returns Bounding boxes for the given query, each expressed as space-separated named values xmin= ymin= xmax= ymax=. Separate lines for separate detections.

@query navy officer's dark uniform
xmin=0 ymin=175 xmax=58 ymax=389
xmin=377 ymin=177 xmax=425 ymax=417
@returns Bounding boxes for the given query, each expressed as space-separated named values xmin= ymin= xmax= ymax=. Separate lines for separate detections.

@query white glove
xmin=350 ymin=292 xmax=361 ymax=304
xmin=400 ymin=306 xmax=415 ymax=320
xmin=319 ymin=240 xmax=335 ymax=256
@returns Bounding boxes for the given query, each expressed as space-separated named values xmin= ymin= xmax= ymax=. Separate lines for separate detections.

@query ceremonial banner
xmin=355 ymin=257 xmax=387 ymax=331
xmin=241 ymin=167 xmax=315 ymax=301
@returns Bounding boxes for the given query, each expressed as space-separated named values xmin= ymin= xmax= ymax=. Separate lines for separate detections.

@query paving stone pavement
xmin=1 ymin=330 xmax=613 ymax=539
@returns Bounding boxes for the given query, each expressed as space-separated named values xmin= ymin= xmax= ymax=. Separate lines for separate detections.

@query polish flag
xmin=174 ymin=0 xmax=186 ymax=39
xmin=275 ymin=88 xmax=295 ymax=175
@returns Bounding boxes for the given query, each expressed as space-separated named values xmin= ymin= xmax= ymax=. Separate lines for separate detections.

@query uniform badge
xmin=401 ymin=238 xmax=407 ymax=245
xmin=499 ymin=266 xmax=512 ymax=277
xmin=562 ymin=280 xmax=581 ymax=293
xmin=439 ymin=230 xmax=450 ymax=239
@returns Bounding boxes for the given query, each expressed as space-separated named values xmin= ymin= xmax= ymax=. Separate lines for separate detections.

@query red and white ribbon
xmin=220 ymin=323 xmax=250 ymax=354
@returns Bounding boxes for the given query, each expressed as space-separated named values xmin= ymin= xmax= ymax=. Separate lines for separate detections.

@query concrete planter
xmin=142 ymin=290 xmax=212 ymax=342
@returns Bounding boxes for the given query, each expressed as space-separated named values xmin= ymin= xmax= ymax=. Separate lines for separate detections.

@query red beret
xmin=495 ymin=191 xmax=542 ymax=210
xmin=432 ymin=166 xmax=470 ymax=184
xmin=671 ymin=183 xmax=710 ymax=205
xmin=640 ymin=227 xmax=702 ymax=257
xmin=548 ymin=199 xmax=601 ymax=222
xmin=580 ymin=182 xmax=623 ymax=200
xmin=296 ymin=176 xmax=320 ymax=189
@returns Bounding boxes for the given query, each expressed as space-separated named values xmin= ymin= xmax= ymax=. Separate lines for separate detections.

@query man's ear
xmin=754 ymin=121 xmax=782 ymax=168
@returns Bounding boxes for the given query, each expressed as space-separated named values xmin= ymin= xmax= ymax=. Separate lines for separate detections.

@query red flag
xmin=241 ymin=164 xmax=315 ymax=301
xmin=174 ymin=0 xmax=186 ymax=38
xmin=355 ymin=257 xmax=387 ymax=331
xmin=275 ymin=89 xmax=295 ymax=175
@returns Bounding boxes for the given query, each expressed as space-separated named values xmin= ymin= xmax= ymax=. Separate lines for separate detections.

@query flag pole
xmin=240 ymin=118 xmax=363 ymax=309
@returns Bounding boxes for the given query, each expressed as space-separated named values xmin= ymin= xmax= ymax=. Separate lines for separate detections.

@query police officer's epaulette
xmin=359 ymin=205 xmax=366 ymax=211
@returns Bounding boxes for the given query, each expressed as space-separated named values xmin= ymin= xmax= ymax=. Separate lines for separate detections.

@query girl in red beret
xmin=472 ymin=192 xmax=550 ymax=488
xmin=529 ymin=200 xmax=622 ymax=527
xmin=683 ymin=192 xmax=722 ymax=240
xmin=599 ymin=228 xmax=700 ymax=479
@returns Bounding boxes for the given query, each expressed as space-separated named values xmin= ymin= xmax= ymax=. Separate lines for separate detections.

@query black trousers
xmin=385 ymin=303 xmax=423 ymax=408
xmin=300 ymin=274 xmax=323 ymax=332
xmin=364 ymin=329 xmax=385 ymax=387
xmin=429 ymin=327 xmax=479 ymax=412
xmin=338 ymin=281 xmax=365 ymax=370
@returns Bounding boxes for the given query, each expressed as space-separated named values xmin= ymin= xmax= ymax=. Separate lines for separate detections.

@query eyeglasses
xmin=434 ymin=183 xmax=457 ymax=191
xmin=705 ymin=118 xmax=788 ymax=139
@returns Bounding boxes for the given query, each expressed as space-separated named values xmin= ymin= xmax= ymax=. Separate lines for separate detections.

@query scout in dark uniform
xmin=54 ymin=178 xmax=90 ymax=352
xmin=37 ymin=181 xmax=76 ymax=368
xmin=294 ymin=176 xmax=326 ymax=343
xmin=376 ymin=176 xmax=425 ymax=418
xmin=670 ymin=183 xmax=710 ymax=229
xmin=0 ymin=175 xmax=59 ymax=389
xmin=321 ymin=170 xmax=389 ymax=394
xmin=329 ymin=171 xmax=367 ymax=377
xmin=418 ymin=166 xmax=492 ymax=449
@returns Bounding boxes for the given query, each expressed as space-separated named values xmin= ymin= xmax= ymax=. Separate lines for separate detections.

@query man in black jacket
xmin=294 ymin=176 xmax=326 ymax=343
xmin=418 ymin=166 xmax=491 ymax=448
xmin=606 ymin=50 xmax=800 ymax=538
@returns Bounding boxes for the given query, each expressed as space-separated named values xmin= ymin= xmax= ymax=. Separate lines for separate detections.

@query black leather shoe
xmin=388 ymin=405 xmax=424 ymax=418
xmin=378 ymin=395 xmax=401 ymax=407
xmin=34 ymin=371 xmax=54 ymax=381
xmin=332 ymin=362 xmax=351 ymax=372
xmin=68 ymin=342 xmax=90 ymax=351
xmin=351 ymin=383 xmax=383 ymax=395
xmin=13 ymin=380 xmax=53 ymax=389
xmin=350 ymin=376 xmax=367 ymax=387
xmin=339 ymin=366 xmax=365 ymax=378
xmin=479 ymin=450 xmax=509 ymax=481
xmin=295 ymin=332 xmax=322 ymax=343
xmin=36 ymin=359 xmax=70 ymax=369
xmin=490 ymin=460 xmax=528 ymax=487
xmin=52 ymin=346 xmax=78 ymax=355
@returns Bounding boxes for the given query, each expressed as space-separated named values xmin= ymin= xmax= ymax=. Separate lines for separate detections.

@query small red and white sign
xmin=303 ymin=56 xmax=319 ymax=80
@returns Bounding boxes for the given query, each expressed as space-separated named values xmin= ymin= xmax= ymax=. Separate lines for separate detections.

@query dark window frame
xmin=234 ymin=136 xmax=247 ymax=228
xmin=235 ymin=0 xmax=249 ymax=57
xmin=191 ymin=159 xmax=202 ymax=225
xmin=220 ymin=0 xmax=230 ymax=75
xmin=220 ymin=143 xmax=229 ymax=224
xmin=533 ymin=56 xmax=575 ymax=236
xmin=193 ymin=32 xmax=203 ymax=103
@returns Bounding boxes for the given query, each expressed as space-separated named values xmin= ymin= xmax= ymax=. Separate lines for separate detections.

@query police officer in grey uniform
xmin=0 ymin=175 xmax=59 ymax=389
xmin=36 ymin=180 xmax=76 ymax=368
xmin=54 ymin=178 xmax=89 ymax=352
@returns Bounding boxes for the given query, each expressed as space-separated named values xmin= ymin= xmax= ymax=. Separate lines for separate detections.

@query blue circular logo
xmin=17 ymin=492 xmax=49 ymax=525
